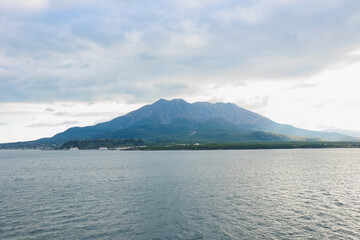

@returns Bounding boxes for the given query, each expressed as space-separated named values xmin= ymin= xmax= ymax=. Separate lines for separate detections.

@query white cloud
xmin=0 ymin=0 xmax=48 ymax=11
xmin=27 ymin=121 xmax=79 ymax=128
xmin=214 ymin=0 xmax=344 ymax=24
xmin=176 ymin=0 xmax=221 ymax=9
xmin=216 ymin=4 xmax=267 ymax=24
xmin=1 ymin=0 xmax=359 ymax=104
xmin=0 ymin=101 xmax=142 ymax=143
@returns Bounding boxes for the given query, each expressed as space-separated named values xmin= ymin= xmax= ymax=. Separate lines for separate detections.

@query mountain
xmin=49 ymin=98 xmax=355 ymax=142
xmin=322 ymin=128 xmax=360 ymax=139
xmin=1 ymin=99 xmax=357 ymax=149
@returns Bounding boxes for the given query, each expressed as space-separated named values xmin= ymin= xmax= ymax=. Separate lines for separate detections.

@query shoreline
xmin=2 ymin=142 xmax=360 ymax=151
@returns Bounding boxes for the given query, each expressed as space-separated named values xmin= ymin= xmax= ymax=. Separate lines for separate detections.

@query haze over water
xmin=1 ymin=149 xmax=359 ymax=239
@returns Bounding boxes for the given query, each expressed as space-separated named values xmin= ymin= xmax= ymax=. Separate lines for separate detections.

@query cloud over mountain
xmin=1 ymin=0 xmax=360 ymax=103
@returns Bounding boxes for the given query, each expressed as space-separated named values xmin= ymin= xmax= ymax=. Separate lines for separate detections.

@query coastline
xmin=2 ymin=141 xmax=360 ymax=151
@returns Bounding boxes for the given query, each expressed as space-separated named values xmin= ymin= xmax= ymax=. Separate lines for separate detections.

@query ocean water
xmin=0 ymin=149 xmax=359 ymax=240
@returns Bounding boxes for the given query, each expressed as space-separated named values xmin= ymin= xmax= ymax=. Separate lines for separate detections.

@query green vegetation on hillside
xmin=59 ymin=138 xmax=145 ymax=150
xmin=144 ymin=142 xmax=360 ymax=150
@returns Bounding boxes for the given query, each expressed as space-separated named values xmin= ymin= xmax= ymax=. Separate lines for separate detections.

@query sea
xmin=0 ymin=149 xmax=359 ymax=239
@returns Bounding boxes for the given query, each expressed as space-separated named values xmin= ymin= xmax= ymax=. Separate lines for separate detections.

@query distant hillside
xmin=322 ymin=129 xmax=360 ymax=138
xmin=59 ymin=138 xmax=144 ymax=150
xmin=0 ymin=98 xmax=357 ymax=149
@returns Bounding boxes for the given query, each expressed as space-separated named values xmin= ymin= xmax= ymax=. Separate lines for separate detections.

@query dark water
xmin=0 ymin=149 xmax=359 ymax=240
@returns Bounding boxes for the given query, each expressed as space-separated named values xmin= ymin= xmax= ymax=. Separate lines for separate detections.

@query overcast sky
xmin=1 ymin=0 xmax=360 ymax=143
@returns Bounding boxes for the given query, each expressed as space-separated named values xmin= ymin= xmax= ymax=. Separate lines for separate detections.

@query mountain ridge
xmin=321 ymin=128 xmax=360 ymax=138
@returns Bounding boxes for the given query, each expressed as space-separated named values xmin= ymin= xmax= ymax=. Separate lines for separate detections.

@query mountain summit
xmin=100 ymin=98 xmax=273 ymax=128
xmin=1 ymin=99 xmax=357 ymax=148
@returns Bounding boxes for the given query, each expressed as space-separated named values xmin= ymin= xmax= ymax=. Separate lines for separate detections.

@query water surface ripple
xmin=0 ymin=149 xmax=359 ymax=239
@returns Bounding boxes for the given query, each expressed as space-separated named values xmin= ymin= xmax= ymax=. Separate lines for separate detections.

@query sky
xmin=1 ymin=0 xmax=360 ymax=143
